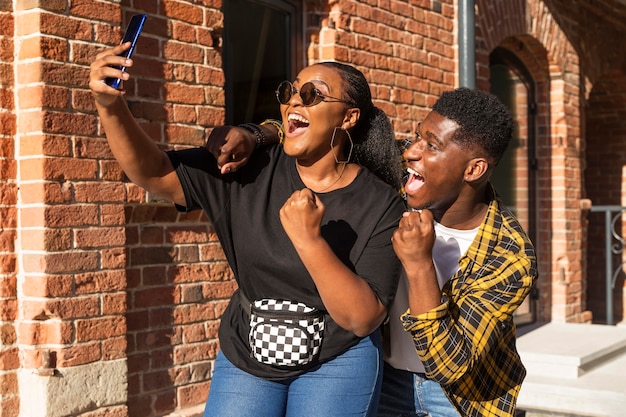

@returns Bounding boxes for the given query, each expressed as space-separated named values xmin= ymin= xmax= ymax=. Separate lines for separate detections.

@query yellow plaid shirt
xmin=401 ymin=188 xmax=538 ymax=417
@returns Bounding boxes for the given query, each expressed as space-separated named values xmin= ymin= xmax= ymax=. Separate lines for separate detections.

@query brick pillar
xmin=0 ymin=1 xmax=19 ymax=416
xmin=14 ymin=3 xmax=128 ymax=416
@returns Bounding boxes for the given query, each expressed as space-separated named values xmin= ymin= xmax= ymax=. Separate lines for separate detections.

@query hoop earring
xmin=330 ymin=127 xmax=354 ymax=164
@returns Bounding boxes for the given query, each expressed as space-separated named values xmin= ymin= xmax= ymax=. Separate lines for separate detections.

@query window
xmin=490 ymin=47 xmax=538 ymax=326
xmin=223 ymin=0 xmax=303 ymax=125
xmin=489 ymin=47 xmax=537 ymax=241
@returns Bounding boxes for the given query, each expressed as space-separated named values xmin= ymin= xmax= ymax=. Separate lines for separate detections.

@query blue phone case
xmin=105 ymin=14 xmax=147 ymax=89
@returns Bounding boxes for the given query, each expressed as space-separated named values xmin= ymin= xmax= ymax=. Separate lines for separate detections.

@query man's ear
xmin=342 ymin=108 xmax=361 ymax=130
xmin=464 ymin=158 xmax=490 ymax=182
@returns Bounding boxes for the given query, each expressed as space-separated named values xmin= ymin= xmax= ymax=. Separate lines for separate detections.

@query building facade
xmin=0 ymin=0 xmax=625 ymax=416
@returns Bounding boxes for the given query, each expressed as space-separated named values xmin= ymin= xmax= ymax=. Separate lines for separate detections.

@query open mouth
xmin=404 ymin=167 xmax=424 ymax=194
xmin=287 ymin=113 xmax=309 ymax=134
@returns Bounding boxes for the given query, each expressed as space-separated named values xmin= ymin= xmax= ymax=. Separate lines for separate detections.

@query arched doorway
xmin=489 ymin=47 xmax=539 ymax=325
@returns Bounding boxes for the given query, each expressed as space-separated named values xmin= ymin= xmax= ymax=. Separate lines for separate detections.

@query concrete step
xmin=516 ymin=322 xmax=626 ymax=417
xmin=516 ymin=322 xmax=626 ymax=378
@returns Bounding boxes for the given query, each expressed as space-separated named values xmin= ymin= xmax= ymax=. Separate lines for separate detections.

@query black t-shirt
xmin=168 ymin=145 xmax=405 ymax=380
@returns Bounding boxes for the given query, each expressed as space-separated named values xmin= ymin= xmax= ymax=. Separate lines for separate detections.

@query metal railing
xmin=589 ymin=205 xmax=626 ymax=325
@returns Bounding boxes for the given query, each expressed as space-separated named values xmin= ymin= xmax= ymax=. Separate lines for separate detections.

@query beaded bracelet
xmin=238 ymin=123 xmax=266 ymax=148
xmin=260 ymin=119 xmax=285 ymax=145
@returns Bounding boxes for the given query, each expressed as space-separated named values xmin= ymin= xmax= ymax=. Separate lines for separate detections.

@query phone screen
xmin=105 ymin=14 xmax=147 ymax=89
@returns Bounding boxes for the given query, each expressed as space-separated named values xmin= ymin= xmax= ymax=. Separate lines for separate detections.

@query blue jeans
xmin=377 ymin=361 xmax=460 ymax=417
xmin=203 ymin=332 xmax=383 ymax=417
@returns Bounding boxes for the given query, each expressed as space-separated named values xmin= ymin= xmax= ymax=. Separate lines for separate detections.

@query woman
xmin=89 ymin=42 xmax=405 ymax=417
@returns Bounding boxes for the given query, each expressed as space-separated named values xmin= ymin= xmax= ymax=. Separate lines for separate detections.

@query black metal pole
xmin=459 ymin=0 xmax=476 ymax=88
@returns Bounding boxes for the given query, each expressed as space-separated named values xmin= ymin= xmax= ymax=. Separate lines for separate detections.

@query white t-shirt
xmin=385 ymin=221 xmax=479 ymax=373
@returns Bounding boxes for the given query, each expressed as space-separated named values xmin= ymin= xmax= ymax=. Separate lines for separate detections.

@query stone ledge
xmin=517 ymin=323 xmax=626 ymax=417
xmin=517 ymin=322 xmax=626 ymax=378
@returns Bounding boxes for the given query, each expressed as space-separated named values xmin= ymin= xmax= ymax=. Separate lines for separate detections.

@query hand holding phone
xmin=105 ymin=14 xmax=147 ymax=89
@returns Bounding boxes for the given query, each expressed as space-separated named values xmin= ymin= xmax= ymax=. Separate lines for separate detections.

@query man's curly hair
xmin=432 ymin=87 xmax=513 ymax=165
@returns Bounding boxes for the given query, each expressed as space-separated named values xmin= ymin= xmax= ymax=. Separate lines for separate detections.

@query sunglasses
xmin=275 ymin=81 xmax=356 ymax=107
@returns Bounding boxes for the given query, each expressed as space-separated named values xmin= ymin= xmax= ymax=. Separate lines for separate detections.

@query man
xmin=378 ymin=87 xmax=538 ymax=417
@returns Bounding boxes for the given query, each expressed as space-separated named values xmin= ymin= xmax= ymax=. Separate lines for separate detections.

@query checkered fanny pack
xmin=246 ymin=297 xmax=325 ymax=367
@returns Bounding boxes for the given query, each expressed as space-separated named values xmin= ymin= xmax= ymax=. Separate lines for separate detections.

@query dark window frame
xmin=489 ymin=47 xmax=537 ymax=243
xmin=223 ymin=0 xmax=304 ymax=125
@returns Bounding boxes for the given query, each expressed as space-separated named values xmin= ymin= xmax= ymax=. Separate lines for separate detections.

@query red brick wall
xmin=0 ymin=2 xmax=18 ymax=415
xmin=124 ymin=206 xmax=232 ymax=415
xmin=4 ymin=0 xmax=237 ymax=414
xmin=1 ymin=0 xmax=617 ymax=416
xmin=106 ymin=2 xmax=229 ymax=414
xmin=309 ymin=0 xmax=456 ymax=139
xmin=476 ymin=0 xmax=588 ymax=323
xmin=11 ymin=2 xmax=127 ymax=417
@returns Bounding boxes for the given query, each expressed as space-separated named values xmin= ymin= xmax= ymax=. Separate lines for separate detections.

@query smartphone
xmin=105 ymin=13 xmax=147 ymax=89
